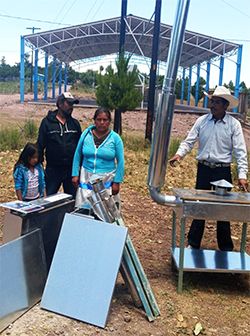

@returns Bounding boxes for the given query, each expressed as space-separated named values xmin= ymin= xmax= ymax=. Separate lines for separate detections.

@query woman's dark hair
xmin=14 ymin=143 xmax=38 ymax=171
xmin=93 ymin=107 xmax=111 ymax=121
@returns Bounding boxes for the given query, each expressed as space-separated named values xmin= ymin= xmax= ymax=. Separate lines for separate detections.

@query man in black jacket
xmin=37 ymin=92 xmax=81 ymax=197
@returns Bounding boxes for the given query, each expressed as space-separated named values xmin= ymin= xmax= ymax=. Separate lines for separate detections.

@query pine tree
xmin=96 ymin=53 xmax=142 ymax=134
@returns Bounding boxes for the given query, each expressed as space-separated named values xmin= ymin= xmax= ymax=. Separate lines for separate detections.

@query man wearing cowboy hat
xmin=169 ymin=86 xmax=248 ymax=251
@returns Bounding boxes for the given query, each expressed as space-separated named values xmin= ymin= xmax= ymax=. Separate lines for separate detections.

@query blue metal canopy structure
xmin=20 ymin=14 xmax=242 ymax=104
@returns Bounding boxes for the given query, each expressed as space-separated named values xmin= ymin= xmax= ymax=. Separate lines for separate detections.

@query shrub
xmin=0 ymin=119 xmax=38 ymax=151
xmin=0 ymin=128 xmax=22 ymax=150
xmin=23 ymin=119 xmax=38 ymax=139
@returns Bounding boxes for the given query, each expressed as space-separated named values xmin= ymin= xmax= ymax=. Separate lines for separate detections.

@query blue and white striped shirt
xmin=176 ymin=112 xmax=248 ymax=179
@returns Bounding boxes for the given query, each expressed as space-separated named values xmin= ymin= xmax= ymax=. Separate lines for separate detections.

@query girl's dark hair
xmin=93 ymin=107 xmax=111 ymax=121
xmin=14 ymin=143 xmax=38 ymax=171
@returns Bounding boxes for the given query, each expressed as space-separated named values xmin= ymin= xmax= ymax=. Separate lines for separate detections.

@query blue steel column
xmin=34 ymin=49 xmax=38 ymax=101
xmin=52 ymin=57 xmax=56 ymax=99
xmin=58 ymin=62 xmax=62 ymax=95
xmin=64 ymin=64 xmax=68 ymax=92
xmin=195 ymin=63 xmax=200 ymax=106
xmin=20 ymin=36 xmax=25 ymax=103
xmin=44 ymin=53 xmax=48 ymax=101
xmin=114 ymin=0 xmax=127 ymax=134
xmin=119 ymin=0 xmax=127 ymax=54
xmin=145 ymin=0 xmax=162 ymax=141
xmin=187 ymin=66 xmax=192 ymax=105
xmin=235 ymin=45 xmax=243 ymax=100
xmin=180 ymin=67 xmax=186 ymax=104
xmin=219 ymin=56 xmax=224 ymax=86
xmin=204 ymin=61 xmax=210 ymax=108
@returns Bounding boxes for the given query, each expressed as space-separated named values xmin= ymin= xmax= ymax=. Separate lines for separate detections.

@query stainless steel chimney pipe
xmin=148 ymin=0 xmax=190 ymax=205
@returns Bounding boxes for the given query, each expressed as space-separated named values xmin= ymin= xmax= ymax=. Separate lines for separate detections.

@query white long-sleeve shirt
xmin=176 ymin=112 xmax=248 ymax=179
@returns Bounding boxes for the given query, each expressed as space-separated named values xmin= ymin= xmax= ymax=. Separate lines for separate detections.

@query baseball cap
xmin=57 ymin=92 xmax=79 ymax=105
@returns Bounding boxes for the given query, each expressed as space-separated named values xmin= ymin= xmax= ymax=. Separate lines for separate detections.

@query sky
xmin=1 ymin=0 xmax=250 ymax=87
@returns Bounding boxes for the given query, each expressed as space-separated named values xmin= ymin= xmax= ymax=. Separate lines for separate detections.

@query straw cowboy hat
xmin=204 ymin=86 xmax=239 ymax=109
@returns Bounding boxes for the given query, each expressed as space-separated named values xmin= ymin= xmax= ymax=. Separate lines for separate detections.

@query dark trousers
xmin=45 ymin=165 xmax=76 ymax=198
xmin=187 ymin=162 xmax=234 ymax=251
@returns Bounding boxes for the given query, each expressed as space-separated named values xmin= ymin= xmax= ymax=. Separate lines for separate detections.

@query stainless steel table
xmin=171 ymin=188 xmax=250 ymax=293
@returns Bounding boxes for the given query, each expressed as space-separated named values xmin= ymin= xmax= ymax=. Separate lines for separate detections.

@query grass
xmin=122 ymin=131 xmax=151 ymax=152
xmin=0 ymin=81 xmax=20 ymax=94
xmin=0 ymin=128 xmax=21 ymax=150
xmin=168 ymin=137 xmax=181 ymax=159
xmin=22 ymin=119 xmax=38 ymax=139
xmin=0 ymin=123 xmax=248 ymax=193
xmin=70 ymin=84 xmax=96 ymax=98
xmin=122 ymin=131 xmax=181 ymax=156
xmin=122 ymin=132 xmax=195 ymax=194
xmin=0 ymin=81 xmax=49 ymax=94
xmin=0 ymin=119 xmax=38 ymax=150
xmin=0 ymin=81 xmax=31 ymax=94
xmin=122 ymin=131 xmax=250 ymax=194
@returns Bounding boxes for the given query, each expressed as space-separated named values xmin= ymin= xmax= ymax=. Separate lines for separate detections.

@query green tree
xmin=228 ymin=80 xmax=235 ymax=92
xmin=175 ymin=76 xmax=189 ymax=99
xmin=191 ymin=77 xmax=206 ymax=101
xmin=226 ymin=80 xmax=235 ymax=92
xmin=96 ymin=53 xmax=142 ymax=134
xmin=1 ymin=56 xmax=6 ymax=66
xmin=239 ymin=81 xmax=249 ymax=94
xmin=79 ymin=69 xmax=97 ymax=87
xmin=0 ymin=57 xmax=11 ymax=80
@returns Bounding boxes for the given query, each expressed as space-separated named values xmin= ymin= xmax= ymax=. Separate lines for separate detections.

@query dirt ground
xmin=0 ymin=94 xmax=249 ymax=336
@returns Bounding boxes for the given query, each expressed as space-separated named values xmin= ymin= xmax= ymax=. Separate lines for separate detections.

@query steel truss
xmin=20 ymin=14 xmax=242 ymax=104
xmin=23 ymin=14 xmax=239 ymax=67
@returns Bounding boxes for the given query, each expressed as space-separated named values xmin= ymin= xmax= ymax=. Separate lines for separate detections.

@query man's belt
xmin=198 ymin=160 xmax=231 ymax=168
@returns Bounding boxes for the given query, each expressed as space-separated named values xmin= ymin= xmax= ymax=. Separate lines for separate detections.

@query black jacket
xmin=37 ymin=110 xmax=81 ymax=167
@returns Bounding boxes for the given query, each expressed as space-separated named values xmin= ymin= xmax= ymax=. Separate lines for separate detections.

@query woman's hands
xmin=72 ymin=176 xmax=120 ymax=195
xmin=72 ymin=176 xmax=80 ymax=189
xmin=112 ymin=182 xmax=120 ymax=195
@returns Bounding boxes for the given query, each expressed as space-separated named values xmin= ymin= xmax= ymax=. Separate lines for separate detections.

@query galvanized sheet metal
xmin=41 ymin=213 xmax=127 ymax=328
xmin=21 ymin=200 xmax=75 ymax=268
xmin=0 ymin=229 xmax=47 ymax=332
xmin=172 ymin=247 xmax=250 ymax=273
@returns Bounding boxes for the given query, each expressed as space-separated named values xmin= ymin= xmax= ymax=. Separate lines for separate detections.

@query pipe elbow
xmin=149 ymin=186 xmax=182 ymax=206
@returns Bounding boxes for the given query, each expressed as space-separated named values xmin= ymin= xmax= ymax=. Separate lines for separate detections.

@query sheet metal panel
xmin=41 ymin=213 xmax=127 ymax=328
xmin=173 ymin=188 xmax=250 ymax=204
xmin=0 ymin=229 xmax=47 ymax=332
xmin=21 ymin=200 xmax=75 ymax=268
xmin=2 ymin=210 xmax=22 ymax=244
xmin=172 ymin=248 xmax=250 ymax=273
xmin=2 ymin=199 xmax=74 ymax=268
xmin=173 ymin=188 xmax=250 ymax=222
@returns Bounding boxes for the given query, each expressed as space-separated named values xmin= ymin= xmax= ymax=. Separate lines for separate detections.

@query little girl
xmin=13 ymin=143 xmax=46 ymax=201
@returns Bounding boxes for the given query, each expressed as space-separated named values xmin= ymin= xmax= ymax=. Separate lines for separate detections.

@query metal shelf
xmin=172 ymin=247 xmax=250 ymax=273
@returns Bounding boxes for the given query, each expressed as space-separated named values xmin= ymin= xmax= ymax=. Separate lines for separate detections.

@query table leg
xmin=172 ymin=210 xmax=176 ymax=249
xmin=240 ymin=222 xmax=248 ymax=253
xmin=177 ymin=217 xmax=186 ymax=293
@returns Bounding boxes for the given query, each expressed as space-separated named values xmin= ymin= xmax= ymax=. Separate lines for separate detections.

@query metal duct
xmin=148 ymin=0 xmax=190 ymax=205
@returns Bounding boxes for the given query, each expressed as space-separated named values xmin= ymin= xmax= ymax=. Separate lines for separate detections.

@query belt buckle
xmin=210 ymin=162 xmax=216 ymax=168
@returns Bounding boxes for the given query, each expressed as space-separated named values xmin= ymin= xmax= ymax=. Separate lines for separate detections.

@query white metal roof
xmin=24 ymin=14 xmax=240 ymax=68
